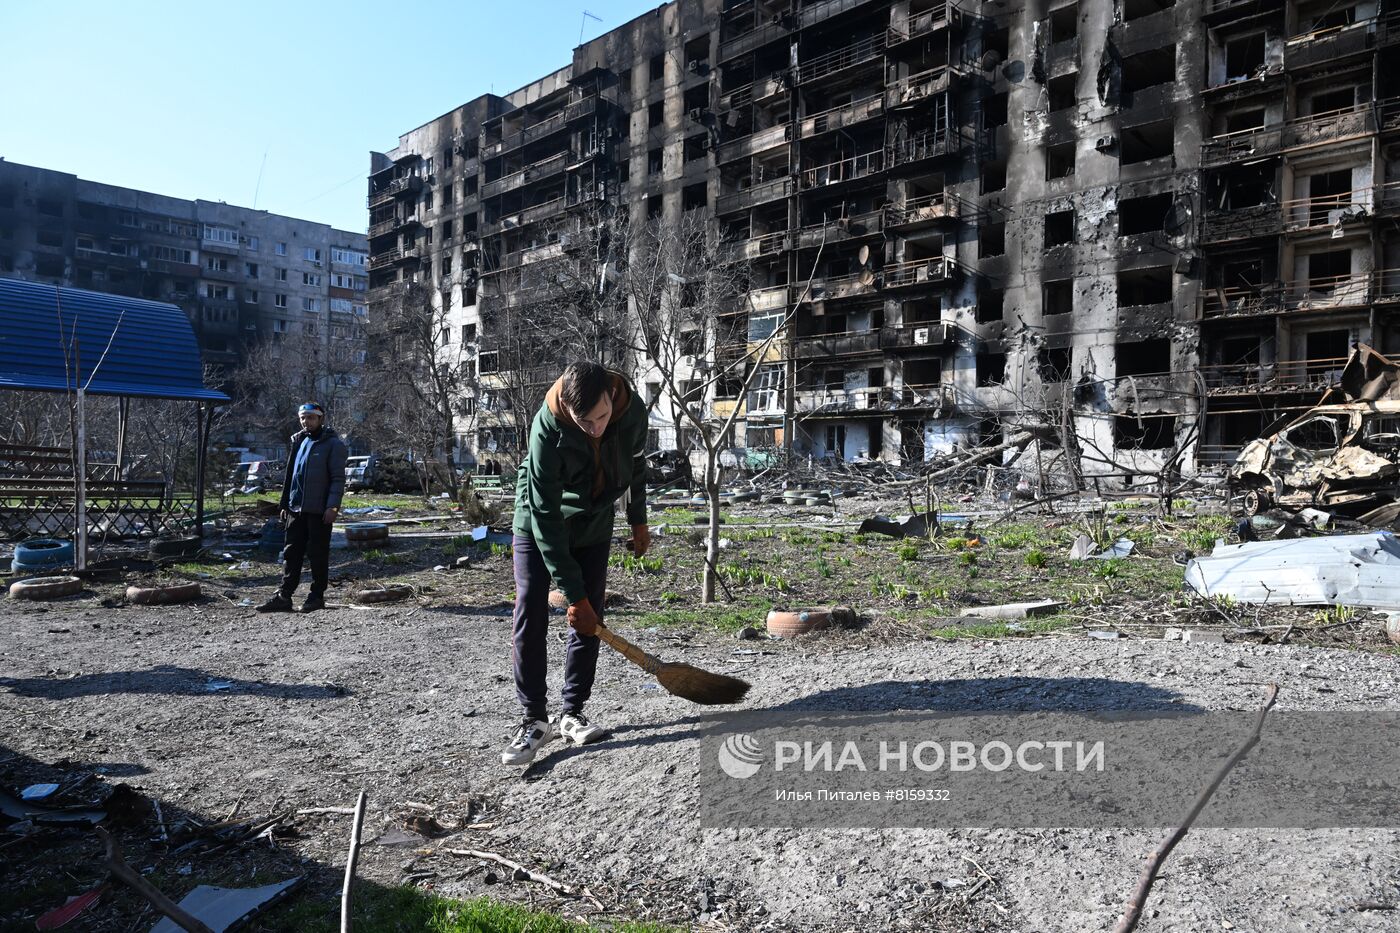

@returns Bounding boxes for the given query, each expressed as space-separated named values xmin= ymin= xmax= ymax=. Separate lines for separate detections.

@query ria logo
xmin=717 ymin=733 xmax=763 ymax=779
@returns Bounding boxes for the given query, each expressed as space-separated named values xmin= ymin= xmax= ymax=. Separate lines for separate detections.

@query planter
xmin=10 ymin=575 xmax=83 ymax=600
xmin=766 ymin=608 xmax=832 ymax=637
xmin=126 ymin=582 xmax=202 ymax=605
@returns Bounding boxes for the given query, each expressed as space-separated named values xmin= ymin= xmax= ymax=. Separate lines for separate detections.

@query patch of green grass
xmin=779 ymin=529 xmax=815 ymax=546
xmin=1090 ymin=557 xmax=1125 ymax=580
xmin=851 ymin=533 xmax=874 ymax=545
xmin=262 ymin=885 xmax=681 ymax=933
xmin=659 ymin=590 xmax=683 ymax=605
xmin=1312 ymin=604 xmax=1358 ymax=625
xmin=988 ymin=525 xmax=1049 ymax=550
xmin=719 ymin=561 xmax=790 ymax=591
xmin=1182 ymin=514 xmax=1235 ymax=552
xmin=631 ymin=604 xmax=768 ymax=634
xmin=1025 ymin=549 xmax=1048 ymax=568
xmin=658 ymin=507 xmax=700 ymax=523
xmin=933 ymin=612 xmax=1078 ymax=641
xmin=895 ymin=543 xmax=920 ymax=561
xmin=611 ymin=552 xmax=664 ymax=574
xmin=821 ymin=531 xmax=848 ymax=544
xmin=814 ymin=558 xmax=833 ymax=578
xmin=941 ymin=536 xmax=970 ymax=551
xmin=171 ymin=560 xmax=250 ymax=578
xmin=489 ymin=542 xmax=511 ymax=557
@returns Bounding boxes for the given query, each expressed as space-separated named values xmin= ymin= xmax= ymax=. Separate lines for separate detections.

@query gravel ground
xmin=3 ymin=590 xmax=1400 ymax=932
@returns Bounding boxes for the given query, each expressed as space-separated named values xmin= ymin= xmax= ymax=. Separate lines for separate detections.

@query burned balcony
xmin=1282 ymin=102 xmax=1378 ymax=151
xmin=883 ymin=191 xmax=973 ymax=231
xmin=738 ymin=229 xmax=790 ymax=259
xmin=1200 ymin=0 xmax=1283 ymax=26
xmin=887 ymin=0 xmax=958 ymax=46
xmin=882 ymin=255 xmax=965 ymax=290
xmin=719 ymin=73 xmax=789 ymax=111
xmin=1201 ymin=283 xmax=1284 ymax=317
xmin=718 ymin=175 xmax=795 ymax=214
xmin=719 ymin=6 xmax=794 ymax=62
xmin=886 ymin=66 xmax=961 ymax=110
xmin=794 ymin=209 xmax=884 ymax=248
xmin=792 ymin=327 xmax=884 ymax=358
xmin=794 ymin=384 xmax=893 ymax=415
xmin=800 ymin=149 xmax=886 ymax=189
xmin=1284 ymin=18 xmax=1377 ymax=71
xmin=1376 ymin=268 xmax=1400 ymax=304
xmin=881 ymin=321 xmax=953 ymax=350
xmin=481 ymin=151 xmax=570 ymax=200
xmin=368 ymin=246 xmax=403 ymax=270
xmin=886 ymin=127 xmax=980 ymax=171
xmin=799 ymin=94 xmax=885 ymax=138
xmin=367 ymin=174 xmax=423 ymax=208
xmin=1281 ymin=271 xmax=1371 ymax=311
xmin=717 ymin=123 xmax=792 ymax=163
xmin=1199 ymin=355 xmax=1349 ymax=393
xmin=1201 ymin=124 xmax=1283 ymax=167
xmin=799 ymin=0 xmax=883 ymax=26
xmin=747 ymin=283 xmax=792 ymax=313
xmin=1282 ymin=185 xmax=1375 ymax=233
xmin=794 ymin=34 xmax=886 ymax=85
xmin=807 ymin=270 xmax=878 ymax=302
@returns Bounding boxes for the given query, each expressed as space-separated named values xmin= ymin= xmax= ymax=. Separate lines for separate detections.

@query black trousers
xmin=280 ymin=512 xmax=332 ymax=598
xmin=512 ymin=534 xmax=608 ymax=721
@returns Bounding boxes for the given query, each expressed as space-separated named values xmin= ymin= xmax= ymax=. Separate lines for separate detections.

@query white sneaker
xmin=501 ymin=717 xmax=556 ymax=766
xmin=557 ymin=711 xmax=608 ymax=745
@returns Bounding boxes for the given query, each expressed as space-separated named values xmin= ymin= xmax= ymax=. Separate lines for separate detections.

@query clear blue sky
xmin=0 ymin=0 xmax=661 ymax=234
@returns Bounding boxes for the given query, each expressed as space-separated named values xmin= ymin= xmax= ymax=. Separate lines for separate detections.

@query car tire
xmin=126 ymin=582 xmax=203 ymax=605
xmin=766 ymin=609 xmax=832 ymax=637
xmin=10 ymin=575 xmax=83 ymax=600
xmin=344 ymin=522 xmax=390 ymax=542
xmin=150 ymin=536 xmax=201 ymax=559
xmin=14 ymin=538 xmax=74 ymax=569
xmin=1243 ymin=488 xmax=1271 ymax=517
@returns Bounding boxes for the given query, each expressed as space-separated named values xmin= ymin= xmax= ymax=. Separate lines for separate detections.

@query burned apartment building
xmin=0 ymin=160 xmax=369 ymax=453
xmin=368 ymin=0 xmax=1392 ymax=474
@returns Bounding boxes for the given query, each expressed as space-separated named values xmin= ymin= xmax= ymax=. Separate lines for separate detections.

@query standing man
xmin=256 ymin=402 xmax=348 ymax=613
xmin=504 ymin=361 xmax=649 ymax=765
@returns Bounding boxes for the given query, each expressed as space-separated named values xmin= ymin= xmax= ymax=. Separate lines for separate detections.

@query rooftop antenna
xmin=252 ymin=148 xmax=269 ymax=209
xmin=579 ymin=9 xmax=602 ymax=45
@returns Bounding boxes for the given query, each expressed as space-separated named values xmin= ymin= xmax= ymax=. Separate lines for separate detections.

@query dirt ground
xmin=4 ymin=501 xmax=1400 ymax=932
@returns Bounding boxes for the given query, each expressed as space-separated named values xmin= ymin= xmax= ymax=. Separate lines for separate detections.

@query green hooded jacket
xmin=512 ymin=371 xmax=648 ymax=605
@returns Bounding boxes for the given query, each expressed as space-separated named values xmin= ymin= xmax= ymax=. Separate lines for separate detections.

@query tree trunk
xmin=702 ymin=448 xmax=721 ymax=604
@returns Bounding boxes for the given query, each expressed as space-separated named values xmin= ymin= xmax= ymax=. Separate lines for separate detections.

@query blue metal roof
xmin=0 ymin=277 xmax=229 ymax=402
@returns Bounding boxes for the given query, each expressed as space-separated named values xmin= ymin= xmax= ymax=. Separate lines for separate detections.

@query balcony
xmin=1378 ymin=181 xmax=1400 ymax=216
xmin=1282 ymin=102 xmax=1377 ymax=152
xmin=1200 ymin=0 xmax=1283 ymax=25
xmin=882 ymin=255 xmax=964 ymax=290
xmin=1200 ymin=125 xmax=1283 ymax=168
xmin=368 ymin=247 xmax=401 ymax=270
xmin=747 ymin=283 xmax=791 ymax=313
xmin=719 ymin=19 xmax=793 ymax=62
xmin=1201 ymin=202 xmax=1282 ymax=243
xmin=886 ymin=127 xmax=979 ymax=170
xmin=807 ymin=270 xmax=877 ymax=302
xmin=886 ymin=66 xmax=959 ymax=110
xmin=719 ymin=73 xmax=788 ymax=111
xmin=367 ymin=174 xmax=423 ymax=208
xmin=717 ymin=123 xmax=792 ymax=164
xmin=1382 ymin=9 xmax=1400 ymax=47
xmin=1201 ymin=283 xmax=1283 ymax=317
xmin=887 ymin=1 xmax=956 ymax=45
xmin=201 ymin=265 xmax=239 ymax=283
xmin=799 ymin=0 xmax=882 ymax=27
xmin=793 ymin=328 xmax=883 ymax=358
xmin=794 ymin=384 xmax=892 ymax=415
xmin=1200 ymin=356 xmax=1348 ymax=393
xmin=739 ymin=229 xmax=789 ymax=259
xmin=1284 ymin=18 xmax=1376 ymax=71
xmin=480 ymin=101 xmax=596 ymax=160
xmin=794 ymin=209 xmax=883 ymax=248
xmin=1281 ymin=186 xmax=1376 ymax=234
xmin=882 ymin=321 xmax=952 ymax=350
xmin=884 ymin=191 xmax=969 ymax=230
xmin=1376 ymin=268 xmax=1400 ymax=303
xmin=368 ymin=217 xmax=397 ymax=238
xmin=1281 ymin=272 xmax=1371 ymax=312
xmin=481 ymin=151 xmax=569 ymax=199
xmin=799 ymin=94 xmax=884 ymax=138
xmin=794 ymin=33 xmax=886 ymax=85
xmin=800 ymin=149 xmax=885 ymax=189
xmin=718 ymin=175 xmax=795 ymax=214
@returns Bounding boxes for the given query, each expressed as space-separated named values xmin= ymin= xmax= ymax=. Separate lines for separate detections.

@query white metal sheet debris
xmin=1184 ymin=531 xmax=1400 ymax=609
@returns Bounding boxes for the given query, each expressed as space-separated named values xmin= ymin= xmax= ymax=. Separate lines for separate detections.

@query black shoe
xmin=256 ymin=593 xmax=294 ymax=613
xmin=301 ymin=594 xmax=326 ymax=612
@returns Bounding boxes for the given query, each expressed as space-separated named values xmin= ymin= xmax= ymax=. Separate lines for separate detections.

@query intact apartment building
xmin=369 ymin=0 xmax=1395 ymax=472
xmin=0 ymin=160 xmax=369 ymax=453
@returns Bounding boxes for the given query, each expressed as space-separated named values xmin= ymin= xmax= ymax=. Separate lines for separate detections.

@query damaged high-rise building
xmin=368 ymin=0 xmax=1394 ymax=474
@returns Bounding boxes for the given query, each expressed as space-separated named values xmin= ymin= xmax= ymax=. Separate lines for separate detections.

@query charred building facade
xmin=368 ymin=0 xmax=1392 ymax=472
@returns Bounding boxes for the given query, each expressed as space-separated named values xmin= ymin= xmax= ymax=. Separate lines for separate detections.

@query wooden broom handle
xmin=594 ymin=624 xmax=661 ymax=675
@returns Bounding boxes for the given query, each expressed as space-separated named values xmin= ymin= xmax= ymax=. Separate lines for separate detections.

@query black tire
xmin=150 ymin=536 xmax=201 ymax=559
xmin=126 ymin=582 xmax=203 ymax=605
xmin=345 ymin=522 xmax=390 ymax=542
xmin=1243 ymin=488 xmax=1271 ymax=517
xmin=10 ymin=575 xmax=83 ymax=600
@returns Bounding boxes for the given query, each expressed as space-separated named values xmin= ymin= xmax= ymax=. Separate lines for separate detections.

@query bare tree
xmin=229 ymin=330 xmax=361 ymax=448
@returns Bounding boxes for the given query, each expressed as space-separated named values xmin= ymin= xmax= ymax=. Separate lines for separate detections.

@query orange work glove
xmin=627 ymin=523 xmax=651 ymax=557
xmin=566 ymin=598 xmax=601 ymax=637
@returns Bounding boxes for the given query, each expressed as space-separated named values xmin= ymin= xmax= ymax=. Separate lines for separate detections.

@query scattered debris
xmin=353 ymin=584 xmax=413 ymax=605
xmin=959 ymin=600 xmax=1065 ymax=621
xmin=856 ymin=513 xmax=933 ymax=539
xmin=735 ymin=625 xmax=761 ymax=640
xmin=0 ymin=789 xmax=105 ymax=826
xmin=148 ymin=878 xmax=302 ymax=933
xmin=1086 ymin=630 xmax=1122 ymax=640
xmin=35 ymin=883 xmax=109 ymax=930
xmin=1183 ymin=631 xmax=1226 ymax=645
xmin=1069 ymin=537 xmax=1134 ymax=561
xmin=446 ymin=848 xmax=605 ymax=911
xmin=1185 ymin=532 xmax=1400 ymax=609
xmin=20 ymin=783 xmax=59 ymax=800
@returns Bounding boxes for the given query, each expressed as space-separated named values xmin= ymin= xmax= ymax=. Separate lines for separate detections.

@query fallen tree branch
xmin=341 ymin=791 xmax=367 ymax=933
xmin=446 ymin=848 xmax=605 ymax=911
xmin=98 ymin=827 xmax=214 ymax=933
xmin=1112 ymin=683 xmax=1280 ymax=933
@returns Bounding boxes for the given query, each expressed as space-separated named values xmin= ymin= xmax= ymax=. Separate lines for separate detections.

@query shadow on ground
xmin=0 ymin=665 xmax=349 ymax=701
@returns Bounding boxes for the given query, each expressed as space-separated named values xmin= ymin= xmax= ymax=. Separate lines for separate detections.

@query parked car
xmin=228 ymin=459 xmax=283 ymax=493
xmin=344 ymin=453 xmax=450 ymax=494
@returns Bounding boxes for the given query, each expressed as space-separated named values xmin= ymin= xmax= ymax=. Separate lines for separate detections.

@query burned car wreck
xmin=1229 ymin=345 xmax=1400 ymax=526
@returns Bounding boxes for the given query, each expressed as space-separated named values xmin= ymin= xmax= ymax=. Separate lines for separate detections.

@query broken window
xmin=1209 ymin=164 xmax=1274 ymax=210
xmin=1045 ymin=209 xmax=1075 ymax=248
xmin=1280 ymin=415 xmax=1341 ymax=451
xmin=649 ymin=53 xmax=665 ymax=83
xmin=1116 ymin=338 xmax=1171 ymax=376
xmin=1043 ymin=278 xmax=1074 ymax=315
xmin=1305 ymin=169 xmax=1352 ymax=225
xmin=1120 ymin=119 xmax=1174 ymax=165
xmin=1117 ymin=266 xmax=1173 ymax=306
xmin=1039 ymin=346 xmax=1073 ymax=382
xmin=981 ymin=161 xmax=1007 ymax=193
xmin=648 ymin=148 xmax=663 ymax=175
xmin=1118 ymin=192 xmax=1174 ymax=236
xmin=982 ymin=92 xmax=1009 ymax=129
xmin=977 ymin=287 xmax=1004 ymax=323
xmin=980 ymin=221 xmax=1006 ymax=258
xmin=1049 ymin=4 xmax=1078 ymax=42
xmin=1307 ymin=249 xmax=1351 ymax=290
xmin=977 ymin=351 xmax=1007 ymax=386
xmin=1124 ymin=0 xmax=1174 ymax=19
xmin=1114 ymin=415 xmax=1177 ymax=449
xmin=1307 ymin=86 xmax=1357 ymax=116
xmin=682 ymin=182 xmax=708 ymax=211
xmin=684 ymin=134 xmax=708 ymax=163
xmin=1223 ymin=108 xmax=1266 ymax=134
xmin=649 ymin=101 xmax=664 ymax=128
xmin=1305 ymin=328 xmax=1350 ymax=361
xmin=905 ymin=357 xmax=942 ymax=385
xmin=1048 ymin=73 xmax=1077 ymax=111
xmin=1046 ymin=142 xmax=1076 ymax=179
xmin=1121 ymin=45 xmax=1176 ymax=94
xmin=1224 ymin=34 xmax=1265 ymax=82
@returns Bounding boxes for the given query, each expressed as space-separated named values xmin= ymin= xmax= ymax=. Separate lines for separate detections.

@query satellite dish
xmin=857 ymin=244 xmax=870 ymax=265
xmin=858 ymin=268 xmax=876 ymax=287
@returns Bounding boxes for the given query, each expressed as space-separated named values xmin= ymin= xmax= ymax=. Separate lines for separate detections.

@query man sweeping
xmin=256 ymin=402 xmax=348 ymax=613
xmin=504 ymin=361 xmax=649 ymax=765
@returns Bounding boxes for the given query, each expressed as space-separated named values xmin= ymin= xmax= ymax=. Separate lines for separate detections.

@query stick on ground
xmin=447 ymin=848 xmax=605 ymax=911
xmin=341 ymin=790 xmax=367 ymax=933
xmin=98 ymin=828 xmax=214 ymax=933
xmin=1112 ymin=683 xmax=1280 ymax=933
